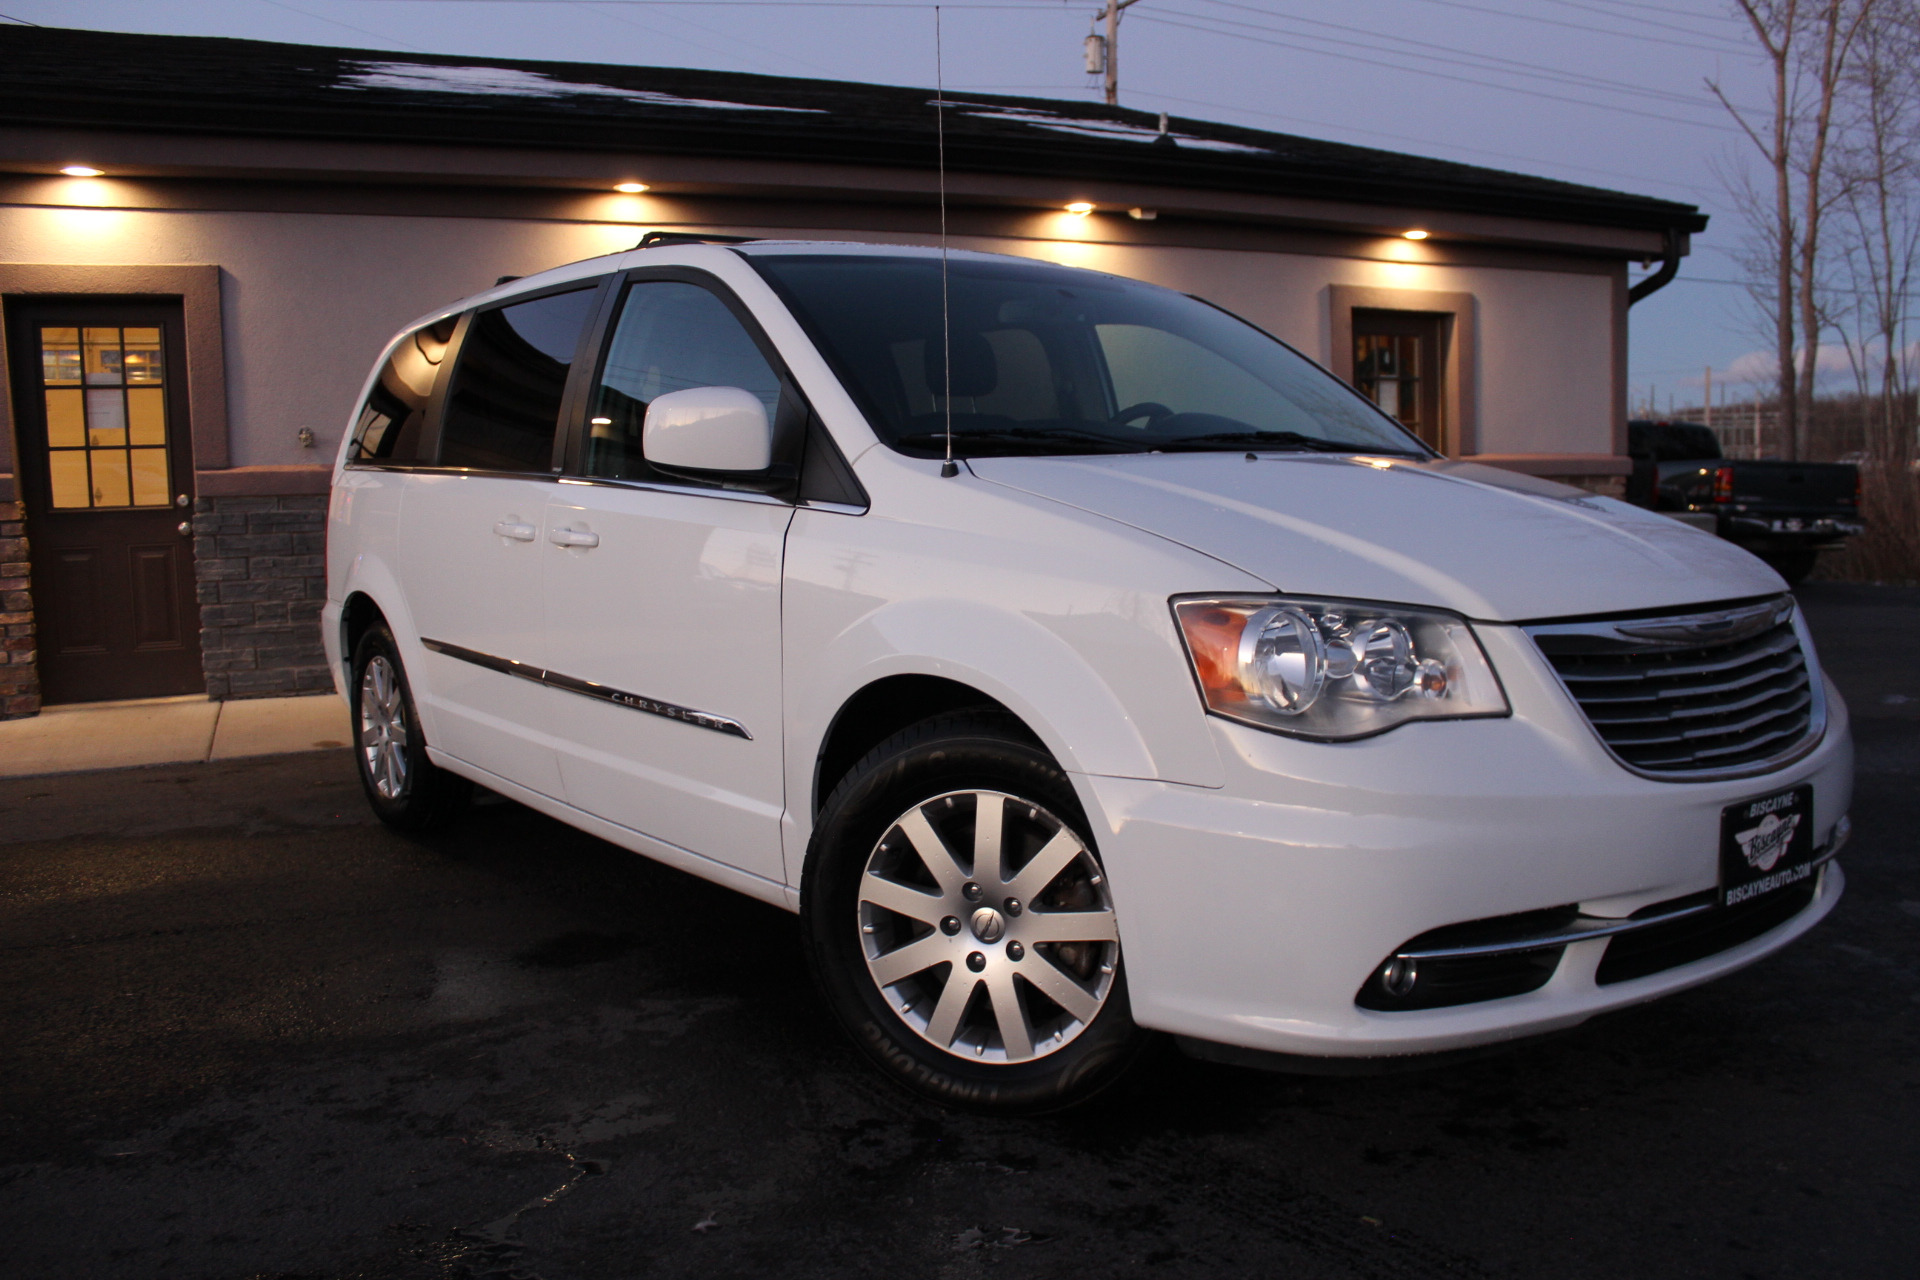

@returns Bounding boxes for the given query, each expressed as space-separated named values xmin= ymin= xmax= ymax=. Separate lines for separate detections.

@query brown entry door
xmin=1353 ymin=309 xmax=1447 ymax=452
xmin=8 ymin=300 xmax=202 ymax=703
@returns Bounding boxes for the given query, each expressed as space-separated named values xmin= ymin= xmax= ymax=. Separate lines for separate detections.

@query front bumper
xmin=1079 ymin=623 xmax=1854 ymax=1060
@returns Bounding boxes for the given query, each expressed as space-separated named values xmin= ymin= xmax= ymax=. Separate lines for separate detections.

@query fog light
xmin=1378 ymin=955 xmax=1418 ymax=998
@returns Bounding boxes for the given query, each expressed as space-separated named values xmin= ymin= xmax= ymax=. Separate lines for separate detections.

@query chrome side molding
xmin=419 ymin=637 xmax=752 ymax=739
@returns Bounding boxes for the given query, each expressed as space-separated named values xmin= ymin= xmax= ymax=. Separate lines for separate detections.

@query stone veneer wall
xmin=0 ymin=500 xmax=38 ymax=719
xmin=191 ymin=494 xmax=333 ymax=699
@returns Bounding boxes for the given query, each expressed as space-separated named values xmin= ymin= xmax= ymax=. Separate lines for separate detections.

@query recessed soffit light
xmin=1402 ymin=229 xmax=1430 ymax=240
xmin=61 ymin=165 xmax=104 ymax=178
xmin=614 ymin=182 xmax=649 ymax=193
xmin=1065 ymin=202 xmax=1095 ymax=216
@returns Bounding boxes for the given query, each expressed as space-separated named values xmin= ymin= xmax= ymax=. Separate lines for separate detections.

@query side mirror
xmin=642 ymin=386 xmax=772 ymax=473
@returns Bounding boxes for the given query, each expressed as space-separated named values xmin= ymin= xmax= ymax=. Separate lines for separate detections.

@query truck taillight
xmin=1854 ymin=472 xmax=1863 ymax=506
xmin=1713 ymin=465 xmax=1735 ymax=503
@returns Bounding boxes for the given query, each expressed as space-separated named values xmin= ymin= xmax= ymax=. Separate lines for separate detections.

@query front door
xmin=1352 ymin=309 xmax=1447 ymax=452
xmin=541 ymin=275 xmax=796 ymax=887
xmin=7 ymin=300 xmax=201 ymax=703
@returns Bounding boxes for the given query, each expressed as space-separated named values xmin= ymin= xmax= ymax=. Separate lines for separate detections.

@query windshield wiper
xmin=892 ymin=428 xmax=1146 ymax=456
xmin=1152 ymin=430 xmax=1411 ymax=454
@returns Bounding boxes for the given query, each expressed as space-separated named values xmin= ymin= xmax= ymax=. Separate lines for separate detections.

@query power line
xmin=333 ymin=1 xmax=1074 ymax=7
xmin=1131 ymin=12 xmax=1741 ymax=133
xmin=1172 ymin=0 xmax=1753 ymax=114
xmin=1395 ymin=0 xmax=1749 ymax=55
xmin=259 ymin=0 xmax=432 ymax=50
xmin=1539 ymin=0 xmax=1745 ymax=39
xmin=1124 ymin=86 xmax=1723 ymax=200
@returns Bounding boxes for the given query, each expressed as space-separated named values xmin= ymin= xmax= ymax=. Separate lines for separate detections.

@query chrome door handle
xmin=549 ymin=526 xmax=600 ymax=549
xmin=493 ymin=520 xmax=538 ymax=541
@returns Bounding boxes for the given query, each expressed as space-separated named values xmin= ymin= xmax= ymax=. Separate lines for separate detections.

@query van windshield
xmin=749 ymin=254 xmax=1429 ymax=459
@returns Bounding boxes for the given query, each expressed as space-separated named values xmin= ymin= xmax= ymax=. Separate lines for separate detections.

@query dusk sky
xmin=6 ymin=0 xmax=1782 ymax=413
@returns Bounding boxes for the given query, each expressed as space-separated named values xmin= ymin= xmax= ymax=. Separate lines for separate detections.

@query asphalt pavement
xmin=1 ymin=582 xmax=1915 ymax=1279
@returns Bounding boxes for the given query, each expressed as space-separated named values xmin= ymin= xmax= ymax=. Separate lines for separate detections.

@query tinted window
xmin=751 ymin=254 xmax=1426 ymax=458
xmin=587 ymin=280 xmax=783 ymax=482
xmin=347 ymin=317 xmax=455 ymax=465
xmin=439 ymin=287 xmax=598 ymax=472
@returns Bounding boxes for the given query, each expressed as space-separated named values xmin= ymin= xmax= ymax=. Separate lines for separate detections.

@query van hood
xmin=968 ymin=452 xmax=1783 ymax=621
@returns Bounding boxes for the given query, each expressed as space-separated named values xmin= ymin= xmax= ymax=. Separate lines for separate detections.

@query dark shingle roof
xmin=0 ymin=25 xmax=1706 ymax=233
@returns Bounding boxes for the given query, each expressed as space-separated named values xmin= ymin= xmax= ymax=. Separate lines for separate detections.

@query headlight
xmin=1172 ymin=596 xmax=1508 ymax=740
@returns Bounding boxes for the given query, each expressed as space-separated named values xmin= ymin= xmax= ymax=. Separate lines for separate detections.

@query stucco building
xmin=0 ymin=25 xmax=1704 ymax=716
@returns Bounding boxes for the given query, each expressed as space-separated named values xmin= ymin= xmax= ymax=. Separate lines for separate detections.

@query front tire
xmin=803 ymin=712 xmax=1146 ymax=1113
xmin=351 ymin=624 xmax=468 ymax=832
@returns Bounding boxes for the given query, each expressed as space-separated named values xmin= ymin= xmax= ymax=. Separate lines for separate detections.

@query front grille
xmin=1527 ymin=597 xmax=1818 ymax=775
xmin=1596 ymin=881 xmax=1819 ymax=985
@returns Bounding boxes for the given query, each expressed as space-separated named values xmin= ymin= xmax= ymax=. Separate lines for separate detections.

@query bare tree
xmin=1711 ymin=0 xmax=1874 ymax=459
xmin=1831 ymin=0 xmax=1920 ymax=461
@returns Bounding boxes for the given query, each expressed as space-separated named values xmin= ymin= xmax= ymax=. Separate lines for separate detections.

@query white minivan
xmin=324 ymin=240 xmax=1851 ymax=1111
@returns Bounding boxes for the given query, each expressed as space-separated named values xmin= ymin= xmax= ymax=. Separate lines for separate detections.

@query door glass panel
xmin=122 ymin=328 xmax=163 ymax=383
xmin=48 ymin=451 xmax=90 ymax=508
xmin=127 ymin=387 xmax=166 ymax=445
xmin=41 ymin=328 xmax=81 ymax=384
xmin=39 ymin=324 xmax=171 ymax=509
xmin=588 ymin=280 xmax=782 ymax=482
xmin=130 ymin=448 xmax=170 ymax=506
xmin=91 ymin=448 xmax=131 ymax=507
xmin=440 ymin=287 xmax=598 ymax=473
xmin=84 ymin=328 xmax=121 ymax=384
xmin=86 ymin=388 xmax=127 ymax=445
xmin=45 ymin=388 xmax=85 ymax=446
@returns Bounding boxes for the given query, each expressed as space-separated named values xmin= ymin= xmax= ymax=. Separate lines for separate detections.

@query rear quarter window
xmin=347 ymin=317 xmax=456 ymax=466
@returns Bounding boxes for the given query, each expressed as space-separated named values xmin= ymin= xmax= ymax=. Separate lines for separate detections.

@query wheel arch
xmin=812 ymin=674 xmax=1036 ymax=818
xmin=341 ymin=591 xmax=387 ymax=678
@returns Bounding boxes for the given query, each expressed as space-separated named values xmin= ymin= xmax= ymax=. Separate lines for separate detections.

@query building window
xmin=1352 ymin=309 xmax=1447 ymax=451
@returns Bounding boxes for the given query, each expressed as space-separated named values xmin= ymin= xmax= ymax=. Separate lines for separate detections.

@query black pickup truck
xmin=1625 ymin=419 xmax=1863 ymax=583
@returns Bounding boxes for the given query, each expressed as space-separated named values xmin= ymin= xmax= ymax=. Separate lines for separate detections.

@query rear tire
xmin=802 ymin=712 xmax=1147 ymax=1113
xmin=351 ymin=624 xmax=468 ymax=832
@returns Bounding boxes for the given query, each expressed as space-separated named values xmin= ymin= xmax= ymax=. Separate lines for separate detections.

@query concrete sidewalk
xmin=0 ymin=693 xmax=350 ymax=778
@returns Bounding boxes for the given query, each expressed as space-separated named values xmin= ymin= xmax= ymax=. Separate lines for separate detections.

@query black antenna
xmin=936 ymin=5 xmax=958 ymax=479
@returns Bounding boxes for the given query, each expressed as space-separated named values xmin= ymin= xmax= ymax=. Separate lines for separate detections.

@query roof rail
xmin=636 ymin=231 xmax=758 ymax=249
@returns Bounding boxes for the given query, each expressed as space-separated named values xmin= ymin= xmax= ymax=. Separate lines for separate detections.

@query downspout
xmin=1628 ymin=228 xmax=1683 ymax=305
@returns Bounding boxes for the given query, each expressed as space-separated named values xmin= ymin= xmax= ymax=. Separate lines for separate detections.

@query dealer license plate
xmin=1719 ymin=784 xmax=1816 ymax=908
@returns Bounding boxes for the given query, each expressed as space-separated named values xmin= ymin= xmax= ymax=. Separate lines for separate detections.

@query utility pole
xmin=1088 ymin=0 xmax=1143 ymax=107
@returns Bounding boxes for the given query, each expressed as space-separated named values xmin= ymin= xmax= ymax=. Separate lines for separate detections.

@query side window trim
xmin=417 ymin=308 xmax=470 ymax=469
xmin=565 ymin=266 xmax=809 ymax=502
xmin=558 ymin=275 xmax=629 ymax=478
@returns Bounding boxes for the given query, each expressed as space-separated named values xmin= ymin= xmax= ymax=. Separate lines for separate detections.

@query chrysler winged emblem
xmin=1735 ymin=812 xmax=1801 ymax=872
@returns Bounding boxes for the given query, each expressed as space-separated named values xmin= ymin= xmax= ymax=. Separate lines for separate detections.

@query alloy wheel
xmin=857 ymin=790 xmax=1118 ymax=1063
xmin=358 ymin=654 xmax=410 ymax=800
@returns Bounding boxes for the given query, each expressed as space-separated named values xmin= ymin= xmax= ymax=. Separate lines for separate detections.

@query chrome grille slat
xmin=1584 ymin=678 xmax=1809 ymax=727
xmin=1565 ymin=652 xmax=1802 ymax=702
xmin=1554 ymin=631 xmax=1801 ymax=685
xmin=1601 ymin=692 xmax=1811 ymax=746
xmin=1526 ymin=598 xmax=1820 ymax=777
